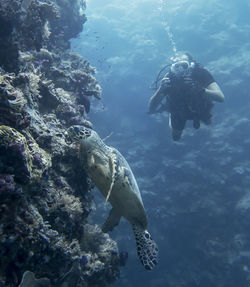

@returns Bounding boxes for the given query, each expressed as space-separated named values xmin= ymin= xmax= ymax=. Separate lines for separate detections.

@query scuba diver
xmin=148 ymin=52 xmax=224 ymax=141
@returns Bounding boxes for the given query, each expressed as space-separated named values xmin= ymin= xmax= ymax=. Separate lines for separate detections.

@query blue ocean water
xmin=72 ymin=0 xmax=250 ymax=286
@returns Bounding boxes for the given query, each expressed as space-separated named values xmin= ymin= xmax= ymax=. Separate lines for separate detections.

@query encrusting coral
xmin=0 ymin=0 xmax=120 ymax=286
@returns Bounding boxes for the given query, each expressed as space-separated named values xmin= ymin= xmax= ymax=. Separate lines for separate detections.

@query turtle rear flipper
xmin=132 ymin=224 xmax=159 ymax=271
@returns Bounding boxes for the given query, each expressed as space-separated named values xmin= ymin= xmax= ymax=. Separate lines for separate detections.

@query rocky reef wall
xmin=0 ymin=1 xmax=120 ymax=286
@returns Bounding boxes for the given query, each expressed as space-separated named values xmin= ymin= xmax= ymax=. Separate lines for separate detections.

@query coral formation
xmin=0 ymin=0 xmax=119 ymax=286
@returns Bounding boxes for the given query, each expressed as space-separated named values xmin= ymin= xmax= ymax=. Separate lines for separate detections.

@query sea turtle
xmin=68 ymin=125 xmax=159 ymax=270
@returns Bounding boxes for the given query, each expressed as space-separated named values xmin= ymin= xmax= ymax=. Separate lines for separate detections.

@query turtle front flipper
xmin=102 ymin=208 xmax=121 ymax=233
xmin=132 ymin=224 xmax=159 ymax=271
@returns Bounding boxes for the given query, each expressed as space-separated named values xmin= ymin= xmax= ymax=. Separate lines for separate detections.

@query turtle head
xmin=67 ymin=125 xmax=100 ymax=149
xmin=68 ymin=125 xmax=91 ymax=141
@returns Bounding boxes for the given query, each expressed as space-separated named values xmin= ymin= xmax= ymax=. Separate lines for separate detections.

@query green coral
xmin=0 ymin=125 xmax=32 ymax=173
xmin=23 ymin=131 xmax=51 ymax=182
xmin=0 ymin=74 xmax=27 ymax=112
xmin=51 ymin=188 xmax=83 ymax=218
xmin=0 ymin=125 xmax=28 ymax=147
xmin=0 ymin=125 xmax=51 ymax=183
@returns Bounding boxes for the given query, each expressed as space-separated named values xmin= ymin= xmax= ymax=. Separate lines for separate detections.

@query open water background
xmin=71 ymin=1 xmax=250 ymax=286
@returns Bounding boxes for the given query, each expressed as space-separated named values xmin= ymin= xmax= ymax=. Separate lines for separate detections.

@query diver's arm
xmin=148 ymin=85 xmax=167 ymax=114
xmin=204 ymin=82 xmax=224 ymax=102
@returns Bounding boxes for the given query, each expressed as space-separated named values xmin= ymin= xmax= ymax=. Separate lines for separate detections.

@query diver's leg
xmin=172 ymin=129 xmax=183 ymax=141
xmin=169 ymin=113 xmax=186 ymax=141
xmin=193 ymin=116 xmax=200 ymax=129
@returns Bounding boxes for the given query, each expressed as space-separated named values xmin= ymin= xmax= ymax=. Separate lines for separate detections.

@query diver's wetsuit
xmin=163 ymin=65 xmax=215 ymax=131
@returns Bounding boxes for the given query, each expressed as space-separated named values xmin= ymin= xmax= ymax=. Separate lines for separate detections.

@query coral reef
xmin=0 ymin=1 xmax=120 ymax=286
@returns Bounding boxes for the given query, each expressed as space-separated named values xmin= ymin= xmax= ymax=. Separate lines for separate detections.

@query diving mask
xmin=170 ymin=60 xmax=195 ymax=77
